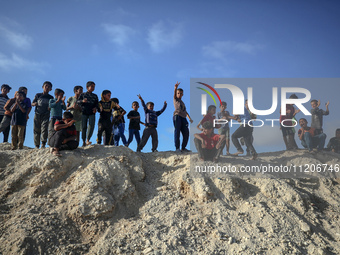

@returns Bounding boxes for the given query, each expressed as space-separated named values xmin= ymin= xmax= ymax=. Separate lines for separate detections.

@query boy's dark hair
xmin=299 ymin=118 xmax=307 ymax=123
xmin=54 ymin=88 xmax=65 ymax=95
xmin=73 ymin=85 xmax=83 ymax=93
xmin=177 ymin=88 xmax=183 ymax=92
xmin=86 ymin=81 xmax=95 ymax=88
xmin=146 ymin=102 xmax=154 ymax=107
xmin=1 ymin=84 xmax=12 ymax=91
xmin=132 ymin=101 xmax=139 ymax=106
xmin=311 ymin=99 xmax=318 ymax=104
xmin=221 ymin=101 xmax=227 ymax=107
xmin=208 ymin=105 xmax=216 ymax=112
xmin=111 ymin=98 xmax=119 ymax=104
xmin=102 ymin=90 xmax=111 ymax=96
xmin=17 ymin=91 xmax=26 ymax=98
xmin=18 ymin=86 xmax=27 ymax=92
xmin=63 ymin=111 xmax=73 ymax=120
xmin=43 ymin=81 xmax=52 ymax=88
xmin=202 ymin=121 xmax=213 ymax=130
xmin=336 ymin=128 xmax=340 ymax=135
xmin=289 ymin=94 xmax=298 ymax=99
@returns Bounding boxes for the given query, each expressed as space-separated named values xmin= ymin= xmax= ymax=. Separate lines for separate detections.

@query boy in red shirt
xmin=194 ymin=121 xmax=226 ymax=162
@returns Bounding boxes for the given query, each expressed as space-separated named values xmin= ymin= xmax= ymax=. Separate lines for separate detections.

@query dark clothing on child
xmin=327 ymin=137 xmax=340 ymax=153
xmin=127 ymin=110 xmax=141 ymax=146
xmin=141 ymin=100 xmax=167 ymax=128
xmin=77 ymin=92 xmax=99 ymax=143
xmin=0 ymin=94 xmax=10 ymax=142
xmin=48 ymin=120 xmax=78 ymax=151
xmin=0 ymin=98 xmax=16 ymax=143
xmin=33 ymin=93 xmax=53 ymax=147
xmin=33 ymin=93 xmax=54 ymax=115
xmin=127 ymin=110 xmax=141 ymax=130
xmin=97 ymin=100 xmax=114 ymax=145
xmin=11 ymin=101 xmax=27 ymax=149
xmin=137 ymin=100 xmax=167 ymax=151
xmin=311 ymin=107 xmax=329 ymax=134
xmin=112 ymin=105 xmax=127 ymax=146
xmin=77 ymin=92 xmax=99 ymax=116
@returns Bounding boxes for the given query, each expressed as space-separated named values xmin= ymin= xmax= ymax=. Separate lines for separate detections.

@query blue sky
xmin=1 ymin=0 xmax=339 ymax=152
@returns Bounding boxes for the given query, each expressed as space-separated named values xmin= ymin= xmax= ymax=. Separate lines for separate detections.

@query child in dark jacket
xmin=137 ymin=94 xmax=167 ymax=152
xmin=10 ymin=91 xmax=27 ymax=150
xmin=77 ymin=81 xmax=99 ymax=147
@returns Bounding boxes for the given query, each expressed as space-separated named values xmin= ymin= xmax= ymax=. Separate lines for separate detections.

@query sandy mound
xmin=0 ymin=143 xmax=339 ymax=254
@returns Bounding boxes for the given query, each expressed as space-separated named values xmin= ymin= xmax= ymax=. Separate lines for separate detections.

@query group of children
xmin=0 ymin=81 xmax=171 ymax=155
xmin=0 ymin=81 xmax=340 ymax=159
xmin=194 ymin=95 xmax=340 ymax=162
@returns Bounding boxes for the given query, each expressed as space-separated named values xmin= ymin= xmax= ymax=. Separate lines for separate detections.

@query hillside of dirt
xmin=0 ymin=143 xmax=340 ymax=254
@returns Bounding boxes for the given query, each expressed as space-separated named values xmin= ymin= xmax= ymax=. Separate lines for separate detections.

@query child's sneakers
xmin=181 ymin=148 xmax=191 ymax=153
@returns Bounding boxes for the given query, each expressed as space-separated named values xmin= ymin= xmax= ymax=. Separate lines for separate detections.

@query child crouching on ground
xmin=137 ymin=94 xmax=167 ymax=152
xmin=48 ymin=112 xmax=79 ymax=156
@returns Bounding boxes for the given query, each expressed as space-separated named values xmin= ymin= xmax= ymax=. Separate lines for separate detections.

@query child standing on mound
xmin=77 ymin=81 xmax=99 ymax=147
xmin=127 ymin=101 xmax=144 ymax=148
xmin=97 ymin=90 xmax=114 ymax=145
xmin=111 ymin=98 xmax=127 ymax=146
xmin=67 ymin=85 xmax=83 ymax=142
xmin=0 ymin=84 xmax=12 ymax=143
xmin=137 ymin=94 xmax=167 ymax=152
xmin=311 ymin=99 xmax=329 ymax=135
xmin=48 ymin=88 xmax=66 ymax=140
xmin=10 ymin=91 xmax=27 ymax=150
xmin=173 ymin=81 xmax=193 ymax=153
xmin=32 ymin=81 xmax=53 ymax=149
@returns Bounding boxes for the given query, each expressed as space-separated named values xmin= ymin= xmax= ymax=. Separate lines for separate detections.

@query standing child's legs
xmin=33 ymin=113 xmax=42 ymax=148
xmin=87 ymin=114 xmax=96 ymax=143
xmin=180 ymin=117 xmax=189 ymax=150
xmin=81 ymin=114 xmax=88 ymax=145
xmin=41 ymin=112 xmax=50 ymax=148
xmin=117 ymin=123 xmax=127 ymax=145
xmin=97 ymin=119 xmax=104 ymax=144
xmin=127 ymin=129 xmax=134 ymax=145
xmin=134 ymin=130 xmax=141 ymax=145
xmin=0 ymin=115 xmax=10 ymax=143
xmin=173 ymin=115 xmax=182 ymax=150
xmin=103 ymin=121 xmax=112 ymax=145
xmin=11 ymin=125 xmax=18 ymax=149
xmin=150 ymin=127 xmax=158 ymax=151
xmin=17 ymin=125 xmax=25 ymax=149
xmin=138 ymin=127 xmax=153 ymax=151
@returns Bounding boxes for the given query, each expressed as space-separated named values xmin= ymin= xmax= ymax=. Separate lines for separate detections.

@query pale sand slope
xmin=0 ymin=143 xmax=339 ymax=254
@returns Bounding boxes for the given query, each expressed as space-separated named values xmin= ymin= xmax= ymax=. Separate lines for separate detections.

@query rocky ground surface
xmin=0 ymin=143 xmax=340 ymax=254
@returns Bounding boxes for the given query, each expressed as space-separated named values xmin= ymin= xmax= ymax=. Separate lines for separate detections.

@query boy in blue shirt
xmin=48 ymin=88 xmax=66 ymax=140
xmin=137 ymin=94 xmax=167 ymax=152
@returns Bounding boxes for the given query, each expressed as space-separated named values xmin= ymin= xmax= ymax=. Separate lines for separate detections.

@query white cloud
xmin=102 ymin=23 xmax=135 ymax=46
xmin=0 ymin=52 xmax=48 ymax=73
xmin=147 ymin=21 xmax=182 ymax=53
xmin=0 ymin=24 xmax=33 ymax=50
xmin=202 ymin=41 xmax=264 ymax=60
